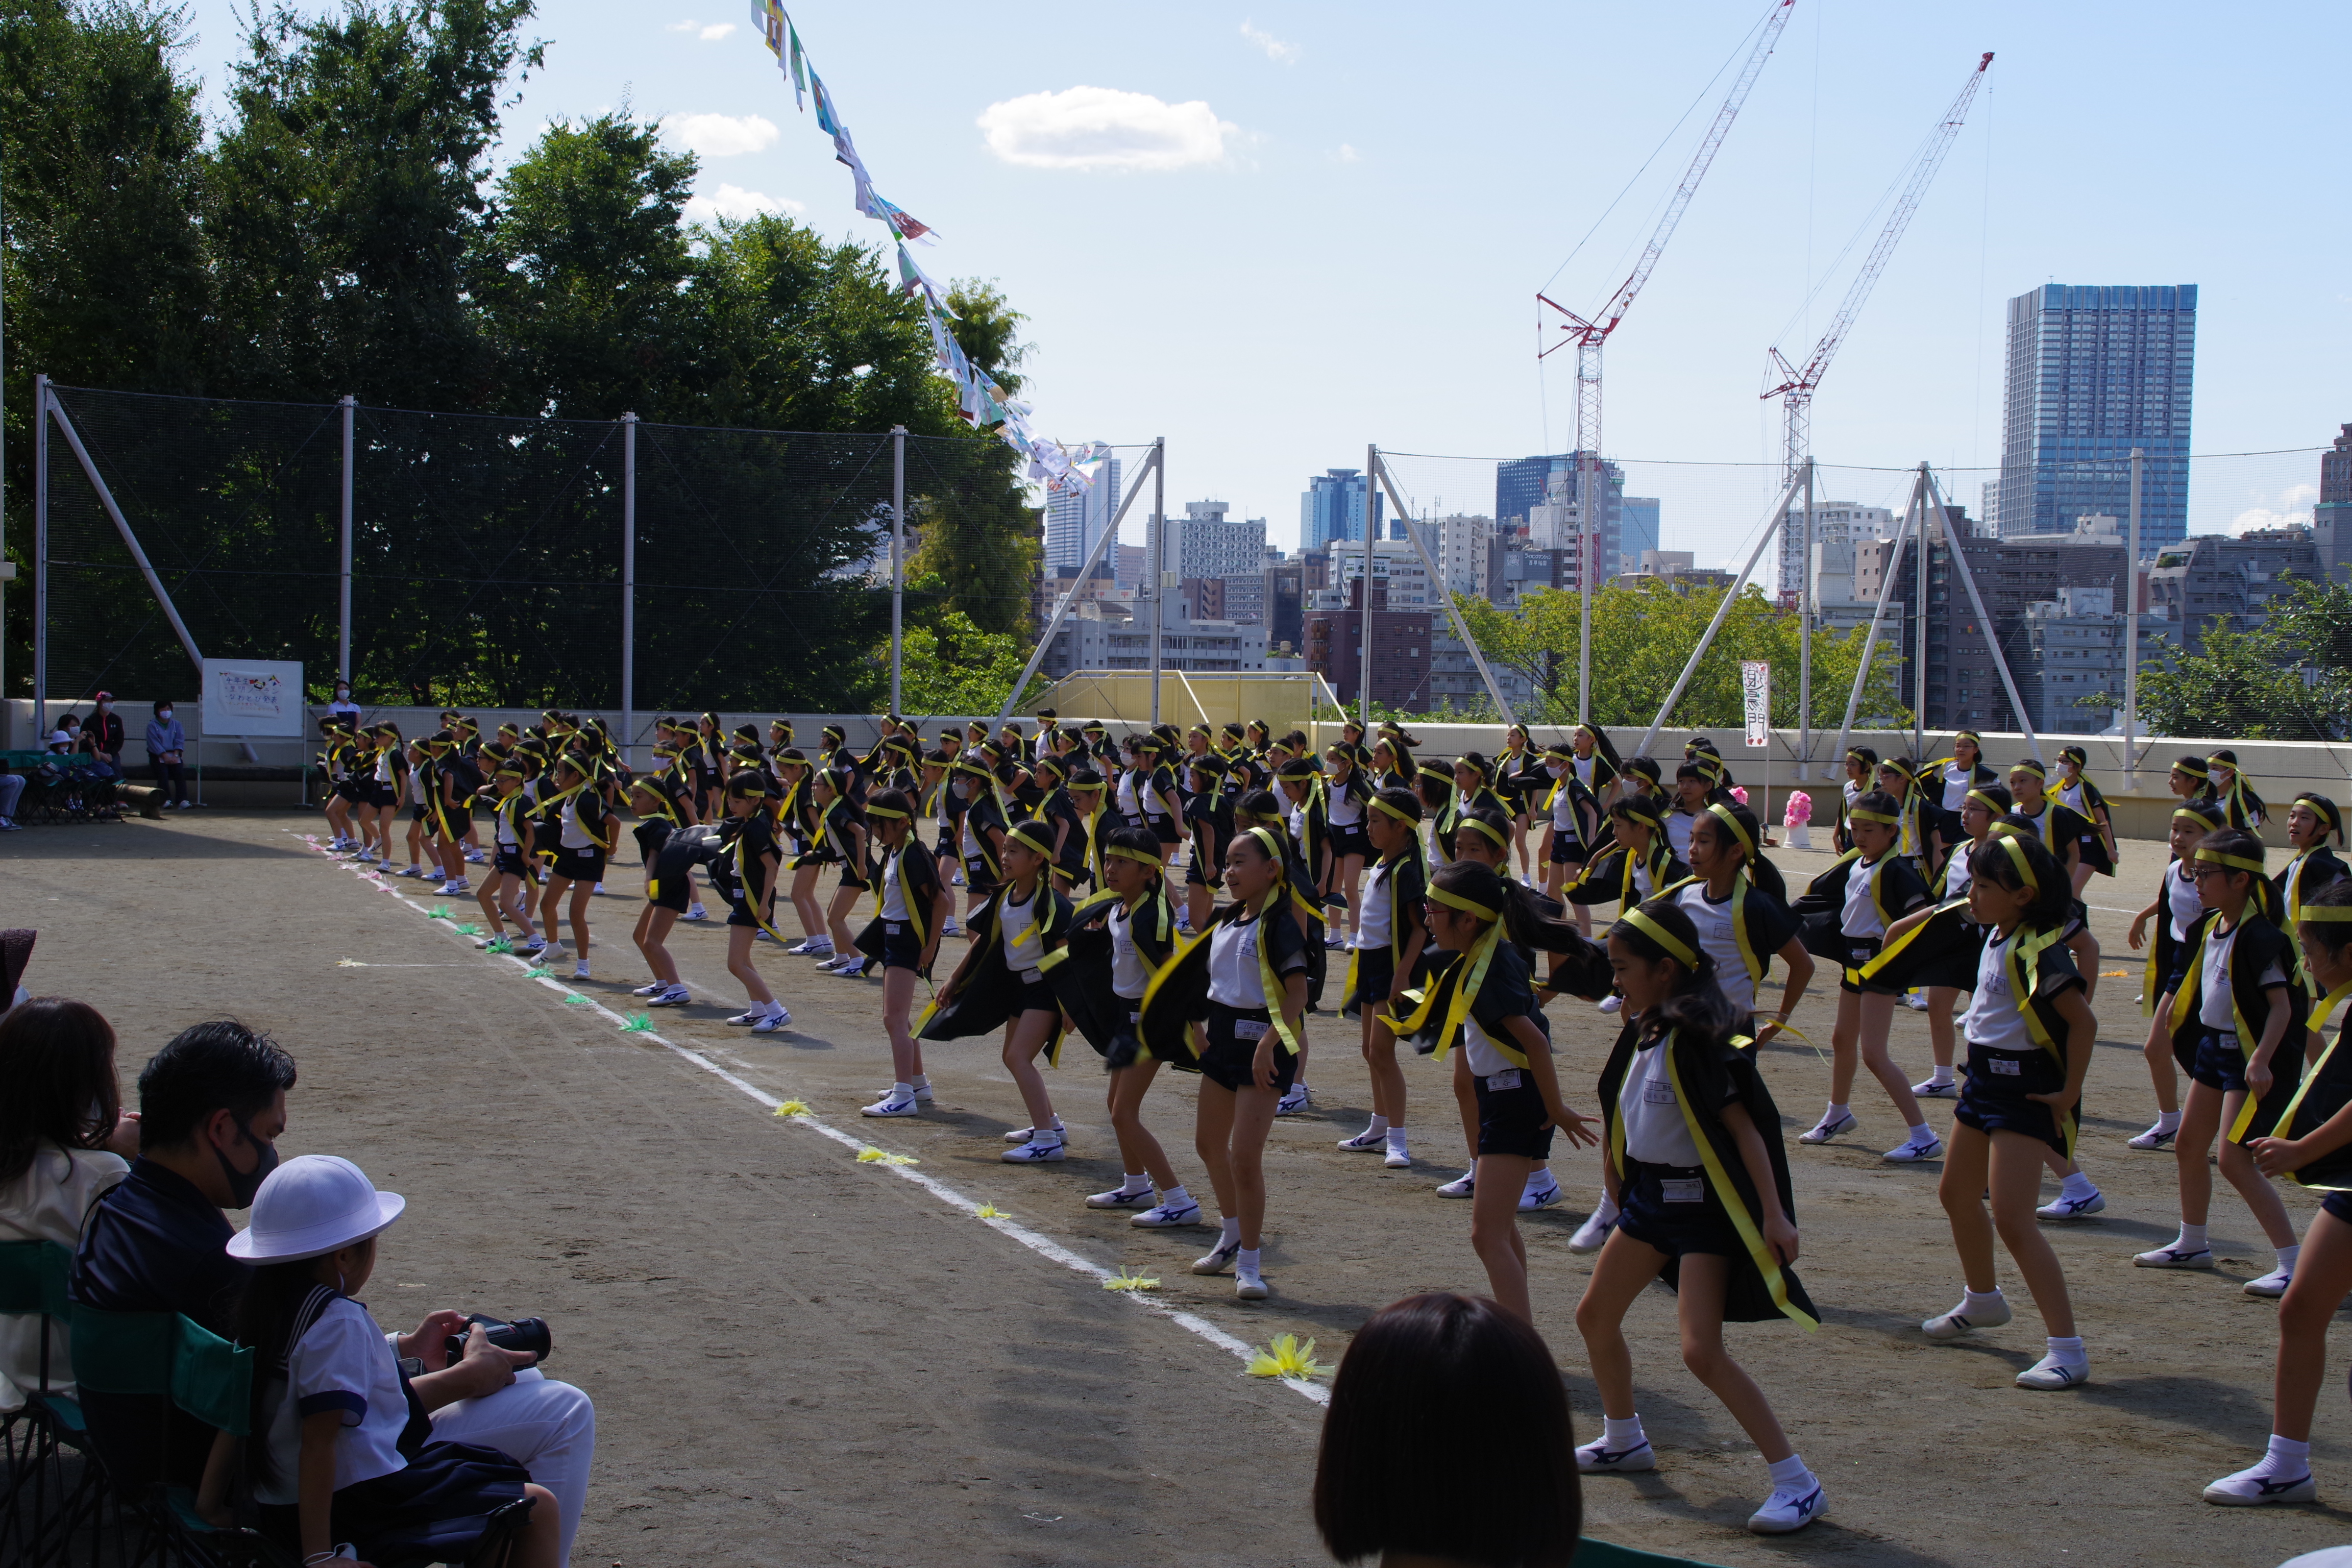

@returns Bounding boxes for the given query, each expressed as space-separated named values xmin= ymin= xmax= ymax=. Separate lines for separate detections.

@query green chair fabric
xmin=64 ymin=1306 xmax=175 ymax=1396
xmin=1575 ymin=1537 xmax=1731 ymax=1567
xmin=170 ymin=1315 xmax=253 ymax=1437
xmin=0 ymin=1239 xmax=73 ymax=1317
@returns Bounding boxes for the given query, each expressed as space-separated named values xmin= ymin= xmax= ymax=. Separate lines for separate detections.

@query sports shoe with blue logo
xmin=1749 ymin=1483 xmax=1826 ymax=1534
xmin=1574 ymin=1437 xmax=1655 ymax=1474
xmin=2015 ymin=1353 xmax=2088 ymax=1389
xmin=1130 ymin=1200 xmax=1203 ymax=1229
xmin=2203 ymin=1464 xmax=2317 ymax=1506
xmin=2037 ymin=1190 xmax=2106 ymax=1220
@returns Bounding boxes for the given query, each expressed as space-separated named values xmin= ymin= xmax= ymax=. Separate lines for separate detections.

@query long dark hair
xmin=1698 ymin=800 xmax=1786 ymax=902
xmin=2300 ymin=878 xmax=2352 ymax=958
xmin=1573 ymin=722 xmax=1623 ymax=772
xmin=236 ymin=1245 xmax=372 ymax=1487
xmin=1611 ymin=897 xmax=1738 ymax=1047
xmin=1431 ymin=860 xmax=1598 ymax=960
xmin=1969 ymin=830 xmax=2073 ymax=929
xmin=0 ymin=999 xmax=120 ymax=1185
xmin=1313 ymin=1293 xmax=1580 ymax=1568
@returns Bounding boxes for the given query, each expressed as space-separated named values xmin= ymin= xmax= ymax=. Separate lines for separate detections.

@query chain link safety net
xmin=33 ymin=387 xmax=1041 ymax=723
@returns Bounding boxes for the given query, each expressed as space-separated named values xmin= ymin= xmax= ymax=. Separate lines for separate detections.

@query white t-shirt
xmin=1959 ymin=929 xmax=2034 ymax=1052
xmin=1208 ymin=915 xmax=1269 ymax=1008
xmin=1678 ymin=881 xmax=1753 ymax=1014
xmin=256 ymin=1295 xmax=409 ymax=1506
xmin=2055 ymin=778 xmax=2090 ymax=816
xmin=880 ymin=851 xmax=909 ymax=921
xmin=1115 ymin=771 xmax=1140 ymax=821
xmin=999 ymin=888 xmax=1045 ymax=979
xmin=0 ymin=1144 xmax=129 ymax=1409
xmin=1940 ymin=762 xmax=1974 ymax=811
xmin=1109 ymin=900 xmax=1149 ymax=1000
xmin=1327 ymin=788 xmax=1362 ymax=828
xmin=557 ymin=795 xmax=597 ymax=851
xmin=1621 ymin=1040 xmax=1704 ymax=1166
xmin=1842 ymin=856 xmax=1889 ymax=940
xmin=2167 ymin=862 xmax=2203 ymax=944
xmin=1551 ymin=775 xmax=1577 ymax=832
xmin=1573 ymin=754 xmax=1598 ymax=791
xmin=1461 ymin=1009 xmax=1549 ymax=1077
xmin=1630 ymin=861 xmax=1655 ymax=901
xmin=1942 ymin=843 xmax=1975 ymax=902
xmin=2199 ymin=919 xmax=2285 ymax=1032
xmin=1664 ymin=809 xmax=1696 ymax=862
xmin=1355 ymin=862 xmax=1395 ymax=951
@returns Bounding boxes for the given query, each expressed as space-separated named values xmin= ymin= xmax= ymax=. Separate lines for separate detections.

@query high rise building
xmin=1996 ymin=284 xmax=2196 ymax=546
xmin=1424 ymin=514 xmax=1495 ymax=599
xmin=1620 ymin=497 xmax=1660 ymax=576
xmin=1495 ymin=453 xmax=1624 ymax=583
xmin=1778 ymin=497 xmax=1897 ymax=595
xmin=1042 ymin=453 xmax=1122 ymax=575
xmin=1300 ymin=469 xmax=1384 ymax=551
xmin=2314 ymin=424 xmax=2352 ymax=583
xmin=1172 ymin=500 xmax=1266 ymax=582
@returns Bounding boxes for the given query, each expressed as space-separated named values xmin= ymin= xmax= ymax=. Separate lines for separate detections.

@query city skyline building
xmin=1300 ymin=468 xmax=1385 ymax=551
xmin=1996 ymin=284 xmax=2196 ymax=546
xmin=1494 ymin=453 xmax=1625 ymax=585
xmin=1173 ymin=500 xmax=1267 ymax=582
xmin=1042 ymin=452 xmax=1122 ymax=577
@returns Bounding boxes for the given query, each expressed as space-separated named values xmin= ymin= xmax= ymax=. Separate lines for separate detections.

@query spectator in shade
xmin=146 ymin=699 xmax=191 ymax=810
xmin=1313 ymin=1293 xmax=1581 ymax=1567
xmin=84 ymin=693 xmax=126 ymax=771
xmin=1 ymin=997 xmax=141 ymax=1411
xmin=0 ymin=765 xmax=23 ymax=831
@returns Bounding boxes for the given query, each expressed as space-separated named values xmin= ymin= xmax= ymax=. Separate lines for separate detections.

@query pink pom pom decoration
xmin=1783 ymin=790 xmax=1812 ymax=826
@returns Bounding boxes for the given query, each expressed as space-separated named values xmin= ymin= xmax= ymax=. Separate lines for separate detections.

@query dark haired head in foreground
xmin=1314 ymin=1293 xmax=1580 ymax=1566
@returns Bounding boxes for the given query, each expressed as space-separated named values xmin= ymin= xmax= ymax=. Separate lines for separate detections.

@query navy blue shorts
xmin=1185 ymin=852 xmax=1221 ymax=889
xmin=549 ymin=847 xmax=604 ymax=885
xmin=1329 ymin=822 xmax=1373 ymax=860
xmin=1615 ymin=1159 xmax=1742 ymax=1259
xmin=1840 ymin=937 xmax=1891 ymax=995
xmin=1474 ymin=1071 xmax=1554 ymax=1160
xmin=1345 ymin=946 xmax=1394 ymax=1019
xmin=2323 ymin=1190 xmax=2352 ymax=1229
xmin=963 ymin=854 xmax=998 ymax=897
xmin=2191 ymin=1028 xmax=2250 ymax=1094
xmin=1953 ymin=1038 xmax=2071 ymax=1156
xmin=493 ymin=847 xmax=528 ymax=878
xmin=1197 ymin=1002 xmax=1295 ymax=1093
xmin=878 ymin=919 xmax=923 ymax=971
xmin=1548 ymin=832 xmax=1587 ymax=865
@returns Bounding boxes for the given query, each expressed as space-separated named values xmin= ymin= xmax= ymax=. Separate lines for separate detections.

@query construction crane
xmin=1763 ymin=50 xmax=1993 ymax=591
xmin=1537 ymin=0 xmax=1796 ymax=722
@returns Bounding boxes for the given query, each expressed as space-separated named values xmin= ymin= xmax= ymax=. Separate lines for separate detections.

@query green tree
xmin=883 ymin=594 xmax=1046 ymax=717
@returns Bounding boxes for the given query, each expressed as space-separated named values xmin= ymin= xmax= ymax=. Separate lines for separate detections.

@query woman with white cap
xmin=197 ymin=1155 xmax=563 ymax=1568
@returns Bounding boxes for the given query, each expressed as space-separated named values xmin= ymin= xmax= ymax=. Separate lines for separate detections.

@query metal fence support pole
xmin=1797 ymin=457 xmax=1814 ymax=775
xmin=1578 ymin=451 xmax=1598 ymax=724
xmin=1834 ymin=469 xmax=1925 ymax=765
xmin=1359 ymin=443 xmax=1375 ymax=729
xmin=33 ymin=374 xmax=47 ymax=738
xmin=47 ymin=390 xmax=203 ymax=674
xmin=1636 ymin=468 xmax=1805 ymax=758
xmin=2124 ymin=446 xmax=2142 ymax=790
xmin=1914 ymin=461 xmax=1928 ymax=759
xmin=1371 ymin=451 xmax=1518 ymax=723
xmin=621 ymin=412 xmax=636 ymax=770
xmin=997 ymin=443 xmax=1159 ymax=726
xmin=338 ymin=396 xmax=354 ymax=688
xmin=891 ymin=426 xmax=906 ymax=718
xmin=1148 ymin=435 xmax=1166 ymax=725
xmin=1922 ymin=465 xmax=2041 ymax=763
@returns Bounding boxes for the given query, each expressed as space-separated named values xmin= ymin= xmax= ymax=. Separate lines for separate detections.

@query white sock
xmin=2276 ymin=1242 xmax=2302 ymax=1272
xmin=1236 ymin=1247 xmax=1262 ymax=1280
xmin=764 ymin=1000 xmax=786 ymax=1018
xmin=1601 ymin=1414 xmax=1646 ymax=1449
xmin=2261 ymin=1434 xmax=2314 ymax=1478
xmin=2156 ymin=1108 xmax=2183 ymax=1133
xmin=1824 ymin=1101 xmax=1850 ymax=1124
xmin=2061 ymin=1170 xmax=2096 ymax=1200
xmin=1907 ymin=1122 xmax=1933 ymax=1143
xmin=910 ymin=1074 xmax=930 ymax=1090
xmin=1117 ymin=1171 xmax=1152 ymax=1197
xmin=1767 ymin=1453 xmax=1815 ymax=1492
xmin=1963 ymin=1287 xmax=2006 ymax=1315
xmin=2175 ymin=1222 xmax=2209 ymax=1253
xmin=1362 ymin=1114 xmax=1390 ymax=1137
xmin=1525 ymin=1169 xmax=1554 ymax=1194
xmin=2045 ymin=1334 xmax=2087 ymax=1368
xmin=1591 ymin=1192 xmax=1621 ymax=1226
xmin=1035 ymin=1124 xmax=1064 ymax=1146
xmin=1927 ymin=1065 xmax=1955 ymax=1087
xmin=1219 ymin=1216 xmax=1241 ymax=1246
xmin=1160 ymin=1185 xmax=1192 ymax=1210
xmin=891 ymin=1083 xmax=915 ymax=1103
xmin=1385 ymin=1128 xmax=1408 ymax=1157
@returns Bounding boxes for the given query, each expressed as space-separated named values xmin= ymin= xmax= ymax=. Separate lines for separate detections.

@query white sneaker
xmin=1574 ymin=1437 xmax=1655 ymax=1474
xmin=1900 ymin=991 xmax=1930 ymax=1012
xmin=911 ymin=1083 xmax=936 ymax=1104
xmin=942 ymin=918 xmax=964 ymax=937
xmin=647 ymin=986 xmax=691 ymax=1007
xmin=572 ymin=961 xmax=591 ymax=981
xmin=521 ymin=937 xmax=548 ymax=955
xmin=1519 ymin=1179 xmax=1562 ymax=1212
xmin=725 ymin=1009 xmax=764 ymax=1026
xmin=1275 ymin=1083 xmax=1310 ymax=1115
xmin=1192 ymin=1238 xmax=1241 ymax=1275
xmin=1131 ymin=1200 xmax=1203 ymax=1229
xmin=1003 ymin=1125 xmax=1063 ymax=1143
xmin=1384 ymin=1147 xmax=1412 ymax=1169
xmin=399 ymin=866 xmax=425 ymax=878
xmin=1086 ymin=1186 xmax=1156 ymax=1210
xmin=1798 ymin=1112 xmax=1857 ymax=1146
xmin=1436 ymin=1173 xmax=1476 ymax=1199
xmin=2128 ymin=1122 xmax=2179 ymax=1151
xmin=862 ymin=1095 xmax=920 ymax=1118
xmin=1235 ymin=1271 xmax=1270 ymax=1301
xmin=2244 ymin=1266 xmax=2294 ymax=1298
xmin=785 ymin=937 xmax=819 ymax=954
xmin=2037 ymin=1190 xmax=2106 ymax=1220
xmin=683 ymin=904 xmax=707 ymax=921
xmin=2134 ymin=1245 xmax=2214 ymax=1269
xmin=1597 ymin=994 xmax=1624 ymax=1014
xmin=1921 ymin=1296 xmax=2013 ymax=1340
xmin=443 ymin=880 xmax=470 ymax=895
xmin=631 ymin=982 xmax=666 ymax=996
xmin=750 ymin=1006 xmax=790 ymax=1034
xmin=1912 ymin=1076 xmax=1958 ymax=1099
xmin=2204 ymin=1464 xmax=2318 ymax=1505
xmin=1001 ymin=1137 xmax=1067 ymax=1163
xmin=801 ymin=938 xmax=835 ymax=957
xmin=474 ymin=935 xmax=508 ymax=949
xmin=1748 ymin=1483 xmax=1827 ymax=1534
xmin=833 ymin=958 xmax=871 ymax=978
xmin=594 ymin=882 xmax=605 ymax=893
xmin=465 ymin=849 xmax=485 ymax=864
xmin=1336 ymin=1127 xmax=1386 ymax=1152
xmin=2015 ymin=1354 xmax=2088 ymax=1389
xmin=1883 ymin=1134 xmax=1944 ymax=1163
xmin=1570 ymin=1209 xmax=1617 ymax=1254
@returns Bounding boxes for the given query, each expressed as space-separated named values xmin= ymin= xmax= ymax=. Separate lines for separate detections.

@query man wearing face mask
xmin=72 ymin=1021 xmax=598 ymax=1553
xmin=145 ymin=698 xmax=191 ymax=810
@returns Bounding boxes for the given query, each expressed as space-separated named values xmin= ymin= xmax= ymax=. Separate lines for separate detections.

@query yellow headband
xmin=2173 ymin=806 xmax=2219 ymax=826
xmin=1459 ymin=814 xmax=1509 ymax=850
xmin=2297 ymin=795 xmax=2343 ymax=839
xmin=864 ymin=804 xmax=909 ymax=819
xmin=1878 ymin=760 xmax=1914 ymax=781
xmin=1105 ymin=844 xmax=1163 ymax=867
xmin=2296 ymin=907 xmax=2352 ymax=922
xmin=2010 ymin=760 xmax=2047 ymax=779
xmin=2195 ymin=846 xmax=2265 ymax=873
xmin=1369 ymin=793 xmax=1418 ymax=823
xmin=2174 ymin=759 xmax=2211 ymax=778
xmin=731 ymin=785 xmax=768 ymax=799
xmin=1618 ymin=907 xmax=1700 ymax=969
xmin=1704 ymin=801 xmax=1753 ymax=856
xmin=1243 ymin=825 xmax=1290 ymax=875
xmin=1427 ymin=884 xmax=1501 ymax=923
xmin=1006 ymin=821 xmax=1058 ymax=857
xmin=1417 ymin=764 xmax=1454 ymax=781
xmin=1848 ymin=807 xmax=1900 ymax=826
xmin=1998 ymin=834 xmax=2040 ymax=896
xmin=1965 ymin=790 xmax=2006 ymax=816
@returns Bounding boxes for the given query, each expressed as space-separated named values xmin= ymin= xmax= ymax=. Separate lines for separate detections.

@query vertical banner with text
xmin=1742 ymin=660 xmax=1771 ymax=748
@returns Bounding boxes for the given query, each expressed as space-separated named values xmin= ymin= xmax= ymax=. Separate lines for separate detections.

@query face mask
xmin=158 ymin=708 xmax=173 ymax=720
xmin=213 ymin=1112 xmax=280 ymax=1209
xmin=1546 ymin=763 xmax=1565 ymax=777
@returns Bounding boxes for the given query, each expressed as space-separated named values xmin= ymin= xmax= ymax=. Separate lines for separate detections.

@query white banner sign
xmin=201 ymin=658 xmax=305 ymax=737
xmin=1742 ymin=660 xmax=1771 ymax=747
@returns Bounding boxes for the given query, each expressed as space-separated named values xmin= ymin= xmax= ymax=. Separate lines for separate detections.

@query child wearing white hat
xmin=195 ymin=1155 xmax=562 ymax=1568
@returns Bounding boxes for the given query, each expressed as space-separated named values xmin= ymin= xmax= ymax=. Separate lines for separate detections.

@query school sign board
xmin=1742 ymin=661 xmax=1771 ymax=747
xmin=201 ymin=658 xmax=305 ymax=737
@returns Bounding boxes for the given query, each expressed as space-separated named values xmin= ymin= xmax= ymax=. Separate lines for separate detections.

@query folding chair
xmin=1 ymin=1239 xmax=107 ymax=1565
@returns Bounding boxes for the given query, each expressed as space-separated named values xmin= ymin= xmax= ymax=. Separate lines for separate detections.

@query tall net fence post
xmin=891 ymin=425 xmax=905 ymax=719
xmin=622 ymin=412 xmax=636 ymax=769
xmin=2124 ymin=447 xmax=2143 ymax=790
xmin=33 ymin=375 xmax=49 ymax=737
xmin=338 ymin=396 xmax=354 ymax=686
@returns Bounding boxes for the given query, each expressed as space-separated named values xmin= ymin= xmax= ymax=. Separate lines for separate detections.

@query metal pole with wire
xmin=1797 ymin=457 xmax=1814 ymax=775
xmin=1360 ymin=445 xmax=1376 ymax=730
xmin=1835 ymin=468 xmax=1925 ymax=765
xmin=890 ymin=426 xmax=906 ymax=719
xmin=338 ymin=397 xmax=354 ymax=690
xmin=1148 ymin=435 xmax=1166 ymax=725
xmin=1914 ymin=463 xmax=1929 ymax=759
xmin=1636 ymin=468 xmax=1806 ymax=757
xmin=2124 ymin=446 xmax=2142 ymax=790
xmin=621 ymin=412 xmax=636 ymax=770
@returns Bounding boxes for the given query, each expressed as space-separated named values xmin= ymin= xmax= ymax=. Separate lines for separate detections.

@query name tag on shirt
xmin=1660 ymin=1178 xmax=1706 ymax=1205
xmin=1232 ymin=1018 xmax=1268 ymax=1041
xmin=1642 ymin=1077 xmax=1678 ymax=1106
xmin=1484 ymin=1069 xmax=1523 ymax=1091
xmin=885 ymin=922 xmax=904 ymax=936
xmin=1987 ymin=1057 xmax=2022 ymax=1076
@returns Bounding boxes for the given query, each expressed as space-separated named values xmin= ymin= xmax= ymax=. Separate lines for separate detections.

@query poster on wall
xmin=201 ymin=658 xmax=305 ymax=737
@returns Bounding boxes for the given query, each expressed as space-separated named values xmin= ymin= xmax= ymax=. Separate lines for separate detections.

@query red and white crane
xmin=1537 ymin=0 xmax=1796 ymax=721
xmin=1763 ymin=50 xmax=1993 ymax=590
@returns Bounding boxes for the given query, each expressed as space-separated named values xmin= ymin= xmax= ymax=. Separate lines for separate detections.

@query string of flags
xmin=748 ymin=0 xmax=1110 ymax=493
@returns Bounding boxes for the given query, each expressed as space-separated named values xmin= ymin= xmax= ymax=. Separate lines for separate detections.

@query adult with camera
xmin=73 ymin=1021 xmax=596 ymax=1559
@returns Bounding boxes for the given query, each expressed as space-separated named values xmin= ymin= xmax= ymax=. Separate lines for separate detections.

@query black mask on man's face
xmin=213 ymin=1112 xmax=280 ymax=1209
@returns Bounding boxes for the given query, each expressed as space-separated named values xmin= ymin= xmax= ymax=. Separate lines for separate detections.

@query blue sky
xmin=170 ymin=1 xmax=2352 ymax=565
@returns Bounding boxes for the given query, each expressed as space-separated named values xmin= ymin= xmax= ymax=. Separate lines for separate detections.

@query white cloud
xmin=977 ymin=86 xmax=1235 ymax=173
xmin=1239 ymin=21 xmax=1297 ymax=63
xmin=665 ymin=18 xmax=737 ymax=40
xmin=684 ymin=184 xmax=805 ymax=225
xmin=1336 ymin=143 xmax=1359 ymax=162
xmin=2228 ymin=482 xmax=2319 ymax=535
xmin=659 ymin=112 xmax=779 ymax=158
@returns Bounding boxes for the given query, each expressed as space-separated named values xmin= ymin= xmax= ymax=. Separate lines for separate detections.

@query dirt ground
xmin=11 ymin=805 xmax=2352 ymax=1568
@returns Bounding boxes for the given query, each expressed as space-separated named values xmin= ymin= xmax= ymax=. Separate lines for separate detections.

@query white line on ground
xmin=295 ymin=833 xmax=1329 ymax=1406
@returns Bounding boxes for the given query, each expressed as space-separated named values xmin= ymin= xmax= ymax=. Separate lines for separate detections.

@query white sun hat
xmin=227 ymin=1155 xmax=406 ymax=1262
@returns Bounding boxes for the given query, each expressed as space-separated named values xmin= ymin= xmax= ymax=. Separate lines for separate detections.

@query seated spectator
xmin=48 ymin=720 xmax=78 ymax=755
xmin=1313 ymin=1293 xmax=1581 ymax=1567
xmin=1 ymin=997 xmax=141 ymax=1410
xmin=85 ymin=693 xmax=127 ymax=773
xmin=72 ymin=1021 xmax=596 ymax=1557
xmin=197 ymin=1156 xmax=563 ymax=1568
xmin=145 ymin=699 xmax=191 ymax=811
xmin=3 ymin=931 xmax=31 ymax=1011
xmin=0 ymin=765 xmax=23 ymax=830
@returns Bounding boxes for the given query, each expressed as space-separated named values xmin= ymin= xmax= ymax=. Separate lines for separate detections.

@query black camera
xmin=443 ymin=1313 xmax=552 ymax=1367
